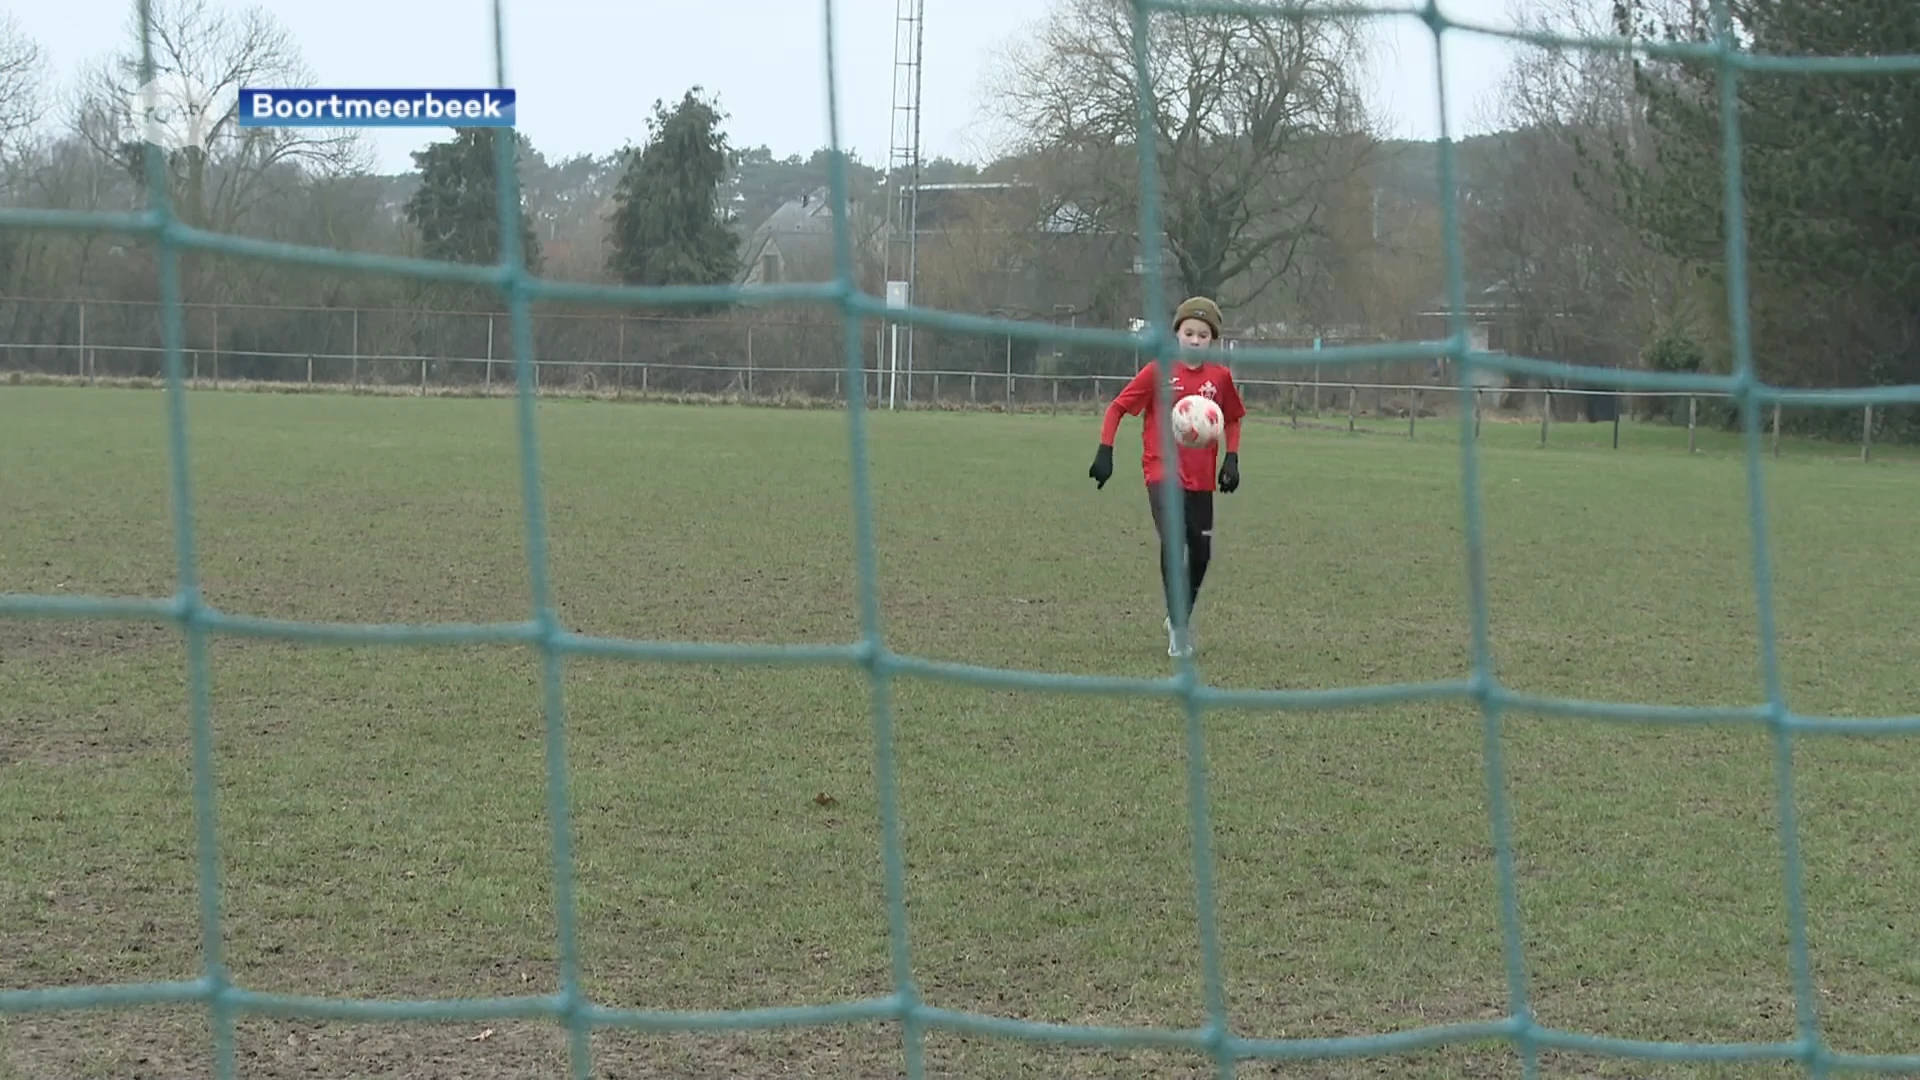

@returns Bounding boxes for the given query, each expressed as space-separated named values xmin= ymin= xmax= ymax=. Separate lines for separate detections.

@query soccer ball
xmin=1170 ymin=394 xmax=1223 ymax=449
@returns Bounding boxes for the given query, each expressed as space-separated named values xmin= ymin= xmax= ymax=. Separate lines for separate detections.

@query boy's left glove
xmin=1218 ymin=452 xmax=1239 ymax=493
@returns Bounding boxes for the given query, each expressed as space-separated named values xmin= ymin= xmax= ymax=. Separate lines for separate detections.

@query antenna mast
xmin=882 ymin=0 xmax=926 ymax=408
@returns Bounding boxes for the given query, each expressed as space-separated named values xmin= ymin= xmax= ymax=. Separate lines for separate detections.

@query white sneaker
xmin=1164 ymin=615 xmax=1194 ymax=657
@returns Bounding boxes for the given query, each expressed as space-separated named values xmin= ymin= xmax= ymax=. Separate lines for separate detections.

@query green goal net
xmin=4 ymin=0 xmax=1920 ymax=1077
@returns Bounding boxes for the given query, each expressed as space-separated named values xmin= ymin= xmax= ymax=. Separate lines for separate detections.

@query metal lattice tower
xmin=882 ymin=0 xmax=926 ymax=406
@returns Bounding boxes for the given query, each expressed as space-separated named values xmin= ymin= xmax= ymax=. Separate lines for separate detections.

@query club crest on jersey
xmin=1167 ymin=372 xmax=1218 ymax=399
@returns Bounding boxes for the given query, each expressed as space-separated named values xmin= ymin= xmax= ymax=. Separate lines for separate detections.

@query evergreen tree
xmin=1607 ymin=0 xmax=1920 ymax=396
xmin=605 ymin=88 xmax=738 ymax=296
xmin=403 ymin=129 xmax=544 ymax=272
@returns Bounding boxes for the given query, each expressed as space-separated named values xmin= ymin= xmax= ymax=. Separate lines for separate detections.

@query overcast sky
xmin=13 ymin=0 xmax=1530 ymax=174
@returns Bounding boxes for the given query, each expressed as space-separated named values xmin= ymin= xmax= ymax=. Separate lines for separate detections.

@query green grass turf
xmin=3 ymin=384 xmax=1919 ymax=1079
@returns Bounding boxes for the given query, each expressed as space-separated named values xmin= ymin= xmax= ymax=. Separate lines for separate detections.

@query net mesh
xmin=5 ymin=0 xmax=1920 ymax=1077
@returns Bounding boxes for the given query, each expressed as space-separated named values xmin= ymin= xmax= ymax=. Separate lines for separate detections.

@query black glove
xmin=1218 ymin=451 xmax=1239 ymax=493
xmin=1089 ymin=444 xmax=1114 ymax=489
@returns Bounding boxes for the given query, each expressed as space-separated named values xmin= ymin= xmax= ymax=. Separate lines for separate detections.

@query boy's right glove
xmin=1089 ymin=444 xmax=1114 ymax=489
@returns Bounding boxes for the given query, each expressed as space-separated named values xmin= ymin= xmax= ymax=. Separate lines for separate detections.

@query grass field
xmin=4 ymin=383 xmax=1920 ymax=1079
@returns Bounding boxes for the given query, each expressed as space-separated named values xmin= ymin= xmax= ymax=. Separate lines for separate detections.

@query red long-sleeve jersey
xmin=1101 ymin=359 xmax=1246 ymax=491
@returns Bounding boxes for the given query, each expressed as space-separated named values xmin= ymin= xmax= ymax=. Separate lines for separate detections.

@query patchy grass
xmin=3 ymin=384 xmax=1918 ymax=1079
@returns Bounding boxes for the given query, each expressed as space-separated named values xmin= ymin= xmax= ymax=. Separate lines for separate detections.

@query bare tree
xmin=0 ymin=13 xmax=45 ymax=164
xmin=0 ymin=14 xmax=56 ymax=350
xmin=985 ymin=0 xmax=1377 ymax=313
xmin=0 ymin=20 xmax=142 ymax=313
xmin=1292 ymin=172 xmax=1445 ymax=339
xmin=68 ymin=0 xmax=371 ymax=234
xmin=1463 ymin=0 xmax=1699 ymax=380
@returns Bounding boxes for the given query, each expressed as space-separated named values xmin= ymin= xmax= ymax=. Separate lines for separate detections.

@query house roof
xmin=736 ymin=186 xmax=861 ymax=284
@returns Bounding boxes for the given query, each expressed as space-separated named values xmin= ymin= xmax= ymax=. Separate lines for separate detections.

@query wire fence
xmin=6 ymin=325 xmax=1893 ymax=460
xmin=0 ymin=292 xmax=1564 ymax=407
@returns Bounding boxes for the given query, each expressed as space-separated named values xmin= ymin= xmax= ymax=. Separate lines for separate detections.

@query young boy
xmin=1087 ymin=296 xmax=1246 ymax=657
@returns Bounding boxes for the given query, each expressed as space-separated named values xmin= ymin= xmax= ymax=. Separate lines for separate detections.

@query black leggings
xmin=1148 ymin=484 xmax=1214 ymax=620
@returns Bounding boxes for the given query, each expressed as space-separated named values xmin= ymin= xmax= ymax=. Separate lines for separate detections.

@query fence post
xmin=1687 ymin=396 xmax=1697 ymax=453
xmin=306 ymin=355 xmax=313 ymax=385
xmin=1347 ymin=388 xmax=1356 ymax=432
xmin=615 ymin=316 xmax=624 ymax=398
xmin=351 ymin=308 xmax=360 ymax=390
xmin=1540 ymin=388 xmax=1550 ymax=446
xmin=78 ymin=300 xmax=86 ymax=380
xmin=1051 ymin=379 xmax=1059 ymax=416
xmin=1863 ymin=404 xmax=1873 ymax=462
xmin=746 ymin=324 xmax=755 ymax=398
xmin=420 ymin=357 xmax=428 ymax=394
xmin=1310 ymin=337 xmax=1323 ymax=414
xmin=1473 ymin=390 xmax=1482 ymax=440
xmin=1409 ymin=389 xmax=1418 ymax=439
xmin=211 ymin=304 xmax=219 ymax=388
xmin=1290 ymin=384 xmax=1298 ymax=428
xmin=1612 ymin=409 xmax=1620 ymax=450
xmin=1771 ymin=402 xmax=1781 ymax=458
xmin=1005 ymin=336 xmax=1013 ymax=407
xmin=486 ymin=316 xmax=494 ymax=392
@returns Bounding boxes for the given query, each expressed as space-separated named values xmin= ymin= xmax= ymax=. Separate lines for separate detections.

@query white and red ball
xmin=1170 ymin=394 xmax=1224 ymax=449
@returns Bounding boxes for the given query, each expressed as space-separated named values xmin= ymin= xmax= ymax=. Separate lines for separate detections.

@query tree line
xmin=0 ymin=0 xmax=1912 ymax=440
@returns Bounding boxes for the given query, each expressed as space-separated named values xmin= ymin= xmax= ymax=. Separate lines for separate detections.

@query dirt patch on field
xmin=2 ymin=898 xmax=902 ymax=1079
xmin=0 ymin=627 xmax=184 ymax=770
xmin=1 ymin=1006 xmax=921 ymax=1079
xmin=0 ymin=619 xmax=181 ymax=663
xmin=0 ymin=712 xmax=179 ymax=772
